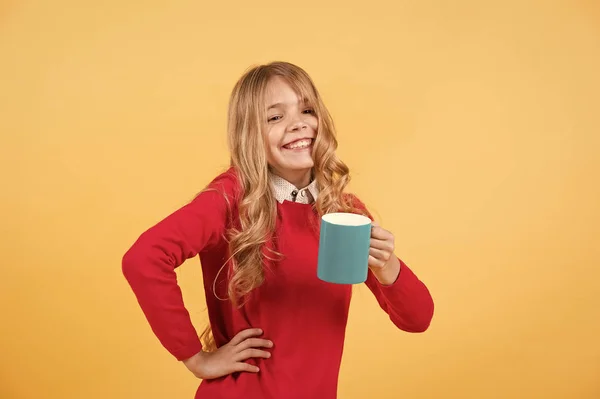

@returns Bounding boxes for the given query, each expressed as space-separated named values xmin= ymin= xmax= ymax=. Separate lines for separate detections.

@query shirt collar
xmin=269 ymin=173 xmax=319 ymax=204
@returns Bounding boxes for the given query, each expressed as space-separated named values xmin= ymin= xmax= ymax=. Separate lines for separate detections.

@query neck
xmin=271 ymin=168 xmax=312 ymax=188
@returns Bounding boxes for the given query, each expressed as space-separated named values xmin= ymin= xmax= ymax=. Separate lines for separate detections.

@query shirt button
xmin=300 ymin=190 xmax=306 ymax=197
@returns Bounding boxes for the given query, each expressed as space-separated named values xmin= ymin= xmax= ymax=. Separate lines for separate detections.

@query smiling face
xmin=264 ymin=76 xmax=318 ymax=188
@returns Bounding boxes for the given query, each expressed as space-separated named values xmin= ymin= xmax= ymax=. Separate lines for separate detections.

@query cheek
xmin=269 ymin=126 xmax=286 ymax=146
xmin=266 ymin=127 xmax=283 ymax=155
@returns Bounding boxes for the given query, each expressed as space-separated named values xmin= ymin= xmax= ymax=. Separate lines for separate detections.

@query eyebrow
xmin=267 ymin=98 xmax=310 ymax=111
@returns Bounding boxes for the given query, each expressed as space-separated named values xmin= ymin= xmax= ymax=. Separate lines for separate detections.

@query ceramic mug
xmin=317 ymin=212 xmax=372 ymax=284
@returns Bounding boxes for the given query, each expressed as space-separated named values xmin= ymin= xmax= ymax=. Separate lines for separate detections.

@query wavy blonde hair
xmin=200 ymin=61 xmax=363 ymax=351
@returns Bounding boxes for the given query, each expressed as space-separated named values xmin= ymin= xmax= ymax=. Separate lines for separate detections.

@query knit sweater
xmin=122 ymin=168 xmax=434 ymax=398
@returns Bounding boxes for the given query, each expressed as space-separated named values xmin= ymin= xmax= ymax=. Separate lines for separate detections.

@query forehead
xmin=264 ymin=76 xmax=312 ymax=107
xmin=265 ymin=76 xmax=300 ymax=102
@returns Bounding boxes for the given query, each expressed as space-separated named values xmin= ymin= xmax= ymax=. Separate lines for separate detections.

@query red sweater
xmin=122 ymin=168 xmax=434 ymax=398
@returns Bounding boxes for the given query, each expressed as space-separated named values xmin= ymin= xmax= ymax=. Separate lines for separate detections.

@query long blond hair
xmin=201 ymin=61 xmax=362 ymax=350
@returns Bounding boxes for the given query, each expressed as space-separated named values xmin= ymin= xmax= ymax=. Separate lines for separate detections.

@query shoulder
xmin=191 ymin=166 xmax=242 ymax=209
xmin=205 ymin=166 xmax=242 ymax=196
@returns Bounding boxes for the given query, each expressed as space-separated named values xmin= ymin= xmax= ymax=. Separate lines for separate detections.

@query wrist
xmin=372 ymin=256 xmax=401 ymax=286
xmin=183 ymin=351 xmax=210 ymax=379
xmin=183 ymin=351 xmax=205 ymax=369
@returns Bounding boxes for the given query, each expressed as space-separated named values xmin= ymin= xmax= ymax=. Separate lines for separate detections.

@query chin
xmin=288 ymin=160 xmax=314 ymax=170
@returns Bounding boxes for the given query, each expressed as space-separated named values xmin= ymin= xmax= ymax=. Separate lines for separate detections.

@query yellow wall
xmin=1 ymin=0 xmax=599 ymax=398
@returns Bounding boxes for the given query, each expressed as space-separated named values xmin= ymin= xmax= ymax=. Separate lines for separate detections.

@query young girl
xmin=122 ymin=61 xmax=434 ymax=399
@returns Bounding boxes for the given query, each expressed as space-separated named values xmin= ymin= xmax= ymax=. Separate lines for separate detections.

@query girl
xmin=122 ymin=61 xmax=434 ymax=399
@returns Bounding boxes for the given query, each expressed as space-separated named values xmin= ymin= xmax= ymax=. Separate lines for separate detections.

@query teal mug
xmin=317 ymin=212 xmax=372 ymax=284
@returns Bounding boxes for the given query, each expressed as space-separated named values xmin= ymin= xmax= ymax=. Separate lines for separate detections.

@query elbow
xmin=122 ymin=246 xmax=143 ymax=284
xmin=121 ymin=240 xmax=175 ymax=287
xmin=398 ymin=317 xmax=432 ymax=333
xmin=406 ymin=314 xmax=433 ymax=333
xmin=411 ymin=285 xmax=435 ymax=333
xmin=396 ymin=296 xmax=435 ymax=333
xmin=413 ymin=294 xmax=435 ymax=332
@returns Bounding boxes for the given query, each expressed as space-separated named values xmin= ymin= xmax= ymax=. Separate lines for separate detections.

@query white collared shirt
xmin=270 ymin=173 xmax=319 ymax=204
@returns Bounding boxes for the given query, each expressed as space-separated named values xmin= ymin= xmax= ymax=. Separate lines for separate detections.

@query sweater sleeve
xmin=122 ymin=171 xmax=237 ymax=361
xmin=364 ymin=260 xmax=434 ymax=332
xmin=348 ymin=194 xmax=435 ymax=333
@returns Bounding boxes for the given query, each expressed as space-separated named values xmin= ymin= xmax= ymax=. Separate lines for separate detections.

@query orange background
xmin=1 ymin=1 xmax=599 ymax=398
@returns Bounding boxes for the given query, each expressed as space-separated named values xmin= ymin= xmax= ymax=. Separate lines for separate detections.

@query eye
xmin=268 ymin=115 xmax=282 ymax=122
xmin=303 ymin=108 xmax=315 ymax=115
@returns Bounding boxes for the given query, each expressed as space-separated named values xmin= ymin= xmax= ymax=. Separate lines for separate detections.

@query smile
xmin=283 ymin=138 xmax=313 ymax=150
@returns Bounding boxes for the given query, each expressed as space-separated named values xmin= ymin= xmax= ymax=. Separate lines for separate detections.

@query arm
xmin=122 ymin=172 xmax=236 ymax=361
xmin=348 ymin=194 xmax=434 ymax=332
xmin=364 ymin=258 xmax=434 ymax=333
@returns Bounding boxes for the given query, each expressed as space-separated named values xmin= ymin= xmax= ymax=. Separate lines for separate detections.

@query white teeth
xmin=285 ymin=139 xmax=312 ymax=149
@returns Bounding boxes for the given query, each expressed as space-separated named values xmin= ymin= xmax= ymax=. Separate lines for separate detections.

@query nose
xmin=288 ymin=118 xmax=307 ymax=132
